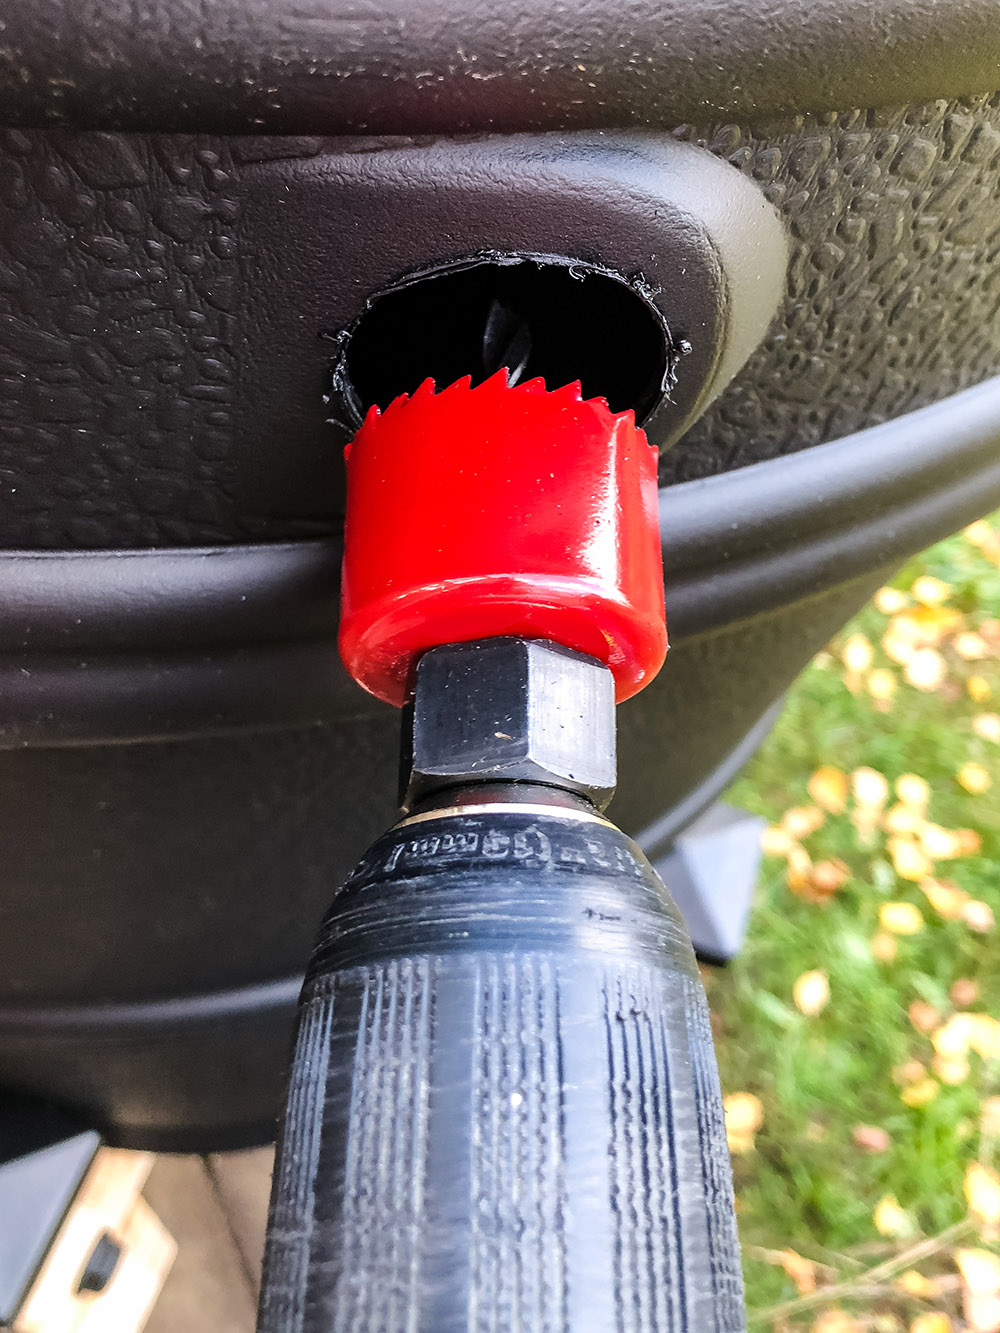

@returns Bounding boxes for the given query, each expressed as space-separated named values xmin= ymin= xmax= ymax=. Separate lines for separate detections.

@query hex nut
xmin=402 ymin=637 xmax=616 ymax=811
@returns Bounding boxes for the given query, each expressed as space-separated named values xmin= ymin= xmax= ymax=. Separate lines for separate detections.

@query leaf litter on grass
xmin=709 ymin=514 xmax=1000 ymax=1330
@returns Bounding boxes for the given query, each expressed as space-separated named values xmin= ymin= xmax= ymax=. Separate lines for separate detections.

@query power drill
xmin=256 ymin=370 xmax=745 ymax=1332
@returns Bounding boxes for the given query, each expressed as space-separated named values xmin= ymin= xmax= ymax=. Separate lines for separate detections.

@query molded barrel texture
xmin=257 ymin=803 xmax=745 ymax=1333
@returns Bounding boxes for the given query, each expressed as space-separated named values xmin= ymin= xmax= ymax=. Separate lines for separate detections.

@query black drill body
xmin=257 ymin=640 xmax=746 ymax=1332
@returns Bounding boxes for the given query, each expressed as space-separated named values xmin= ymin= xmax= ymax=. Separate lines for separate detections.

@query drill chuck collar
xmin=257 ymin=375 xmax=746 ymax=1333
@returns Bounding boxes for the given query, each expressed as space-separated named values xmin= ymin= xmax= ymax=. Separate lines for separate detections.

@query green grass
xmin=709 ymin=516 xmax=1000 ymax=1327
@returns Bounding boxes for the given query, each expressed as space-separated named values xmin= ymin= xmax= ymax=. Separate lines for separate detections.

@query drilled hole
xmin=328 ymin=254 xmax=675 ymax=428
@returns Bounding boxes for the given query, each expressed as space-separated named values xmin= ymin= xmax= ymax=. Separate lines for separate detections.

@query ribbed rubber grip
xmin=257 ymin=806 xmax=745 ymax=1333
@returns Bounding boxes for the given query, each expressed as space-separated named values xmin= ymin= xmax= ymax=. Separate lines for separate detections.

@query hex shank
xmin=402 ymin=637 xmax=616 ymax=811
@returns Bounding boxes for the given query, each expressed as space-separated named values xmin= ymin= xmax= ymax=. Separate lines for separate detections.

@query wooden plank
xmin=205 ymin=1148 xmax=275 ymax=1300
xmin=13 ymin=1149 xmax=172 ymax=1333
xmin=142 ymin=1156 xmax=257 ymax=1333
xmin=76 ymin=1199 xmax=177 ymax=1333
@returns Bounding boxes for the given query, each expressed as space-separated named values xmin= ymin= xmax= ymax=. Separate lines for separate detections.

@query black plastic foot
xmin=651 ymin=802 xmax=765 ymax=965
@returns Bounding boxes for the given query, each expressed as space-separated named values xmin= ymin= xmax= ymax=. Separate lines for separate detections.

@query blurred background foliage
xmin=712 ymin=516 xmax=1000 ymax=1333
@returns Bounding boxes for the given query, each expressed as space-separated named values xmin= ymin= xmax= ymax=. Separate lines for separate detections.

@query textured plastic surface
xmin=0 ymin=0 xmax=995 ymax=135
xmin=3 ymin=379 xmax=1000 ymax=1146
xmin=6 ymin=108 xmax=1000 ymax=544
xmin=0 ymin=128 xmax=784 ymax=551
xmin=5 ymin=105 xmax=1000 ymax=540
xmin=340 ymin=373 xmax=667 ymax=706
xmin=2 ymin=378 xmax=1000 ymax=752
xmin=3 ymin=104 xmax=1000 ymax=1148
xmin=258 ymin=805 xmax=744 ymax=1332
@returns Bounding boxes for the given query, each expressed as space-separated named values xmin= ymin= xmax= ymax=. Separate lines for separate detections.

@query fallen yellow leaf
xmin=912 ymin=575 xmax=952 ymax=606
xmin=981 ymin=529 xmax=1000 ymax=561
xmin=963 ymin=900 xmax=996 ymax=933
xmin=809 ymin=859 xmax=851 ymax=898
xmin=933 ymin=1013 xmax=1000 ymax=1063
xmin=973 ymin=713 xmax=1000 ymax=744
xmin=905 ymin=647 xmax=947 ymax=691
xmin=884 ymin=624 xmax=919 ymax=666
xmin=893 ymin=1059 xmax=928 ymax=1086
xmin=901 ymin=1077 xmax=940 ymax=1108
xmin=920 ymin=823 xmax=961 ymax=858
xmin=956 ymin=631 xmax=990 ymax=660
xmin=933 ymin=1053 xmax=970 ymax=1085
xmin=918 ymin=605 xmax=962 ymax=636
xmin=762 ymin=824 xmax=795 ymax=856
xmin=868 ymin=668 xmax=898 ymax=702
xmin=781 ymin=805 xmax=827 ymax=838
xmin=933 ymin=1015 xmax=971 ymax=1059
xmin=808 ymin=765 xmax=848 ymax=813
xmin=724 ymin=1091 xmax=763 ymax=1155
xmin=959 ymin=762 xmax=992 ymax=793
xmin=794 ymin=970 xmax=831 ymax=1017
xmin=966 ymin=1014 xmax=1000 ymax=1060
xmin=814 ymin=1312 xmax=861 ymax=1333
xmin=956 ymin=828 xmax=983 ymax=856
xmin=787 ymin=838 xmax=811 ymax=875
xmin=956 ymin=1248 xmax=1000 ymax=1333
xmin=853 ymin=1123 xmax=891 ymax=1154
xmin=896 ymin=1270 xmax=939 ymax=1300
xmin=969 ymin=675 xmax=992 ymax=702
xmin=786 ymin=853 xmax=850 ymax=904
xmin=920 ymin=823 xmax=980 ymax=860
xmin=910 ymin=1314 xmax=953 ymax=1333
xmin=875 ymin=1193 xmax=914 ymax=1237
xmin=951 ymin=978 xmax=980 ymax=1006
xmin=852 ymin=766 xmax=890 ymax=808
xmin=966 ymin=1162 xmax=1000 ymax=1233
xmin=875 ymin=586 xmax=910 ymax=614
xmin=812 ymin=1310 xmax=861 ymax=1333
xmin=777 ymin=1248 xmax=817 ymax=1295
xmin=871 ymin=931 xmax=899 ymax=962
xmin=852 ymin=806 xmax=883 ymax=839
xmin=982 ymin=1097 xmax=1000 ymax=1140
xmin=968 ymin=1015 xmax=1000 ymax=1061
xmin=889 ymin=606 xmax=963 ymax=652
xmin=920 ymin=878 xmax=970 ymax=921
xmin=885 ymin=803 xmax=927 ymax=837
xmin=891 ymin=837 xmax=933 ymax=881
xmin=897 ymin=773 xmax=931 ymax=810
xmin=965 ymin=520 xmax=996 ymax=548
xmin=909 ymin=1000 xmax=941 ymax=1033
xmin=842 ymin=632 xmax=874 ymax=674
xmin=881 ymin=901 xmax=925 ymax=934
xmin=786 ymin=843 xmax=814 ymax=894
